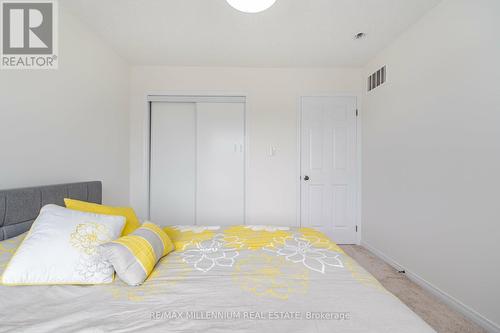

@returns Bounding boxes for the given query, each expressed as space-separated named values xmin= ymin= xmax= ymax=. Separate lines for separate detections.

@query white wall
xmin=0 ymin=4 xmax=130 ymax=204
xmin=362 ymin=0 xmax=500 ymax=330
xmin=130 ymin=67 xmax=362 ymax=222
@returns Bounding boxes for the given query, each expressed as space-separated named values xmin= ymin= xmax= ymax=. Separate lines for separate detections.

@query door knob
xmin=304 ymin=175 xmax=310 ymax=181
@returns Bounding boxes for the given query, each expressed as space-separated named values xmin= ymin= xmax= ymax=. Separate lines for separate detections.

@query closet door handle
xmin=235 ymin=143 xmax=243 ymax=153
xmin=304 ymin=175 xmax=310 ymax=181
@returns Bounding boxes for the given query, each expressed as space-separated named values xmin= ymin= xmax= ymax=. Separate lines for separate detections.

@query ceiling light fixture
xmin=226 ymin=0 xmax=277 ymax=13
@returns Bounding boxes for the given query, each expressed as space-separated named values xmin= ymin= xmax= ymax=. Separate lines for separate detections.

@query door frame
xmin=297 ymin=93 xmax=362 ymax=244
xmin=144 ymin=91 xmax=249 ymax=224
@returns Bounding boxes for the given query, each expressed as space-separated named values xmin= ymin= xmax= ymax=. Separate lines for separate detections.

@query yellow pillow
xmin=64 ymin=199 xmax=140 ymax=235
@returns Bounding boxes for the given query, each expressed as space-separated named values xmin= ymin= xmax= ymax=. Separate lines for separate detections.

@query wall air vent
xmin=368 ymin=66 xmax=386 ymax=92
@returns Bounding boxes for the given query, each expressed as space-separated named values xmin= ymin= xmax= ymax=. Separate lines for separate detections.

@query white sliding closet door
xmin=149 ymin=99 xmax=245 ymax=226
xmin=150 ymin=102 xmax=196 ymax=225
xmin=196 ymin=103 xmax=245 ymax=225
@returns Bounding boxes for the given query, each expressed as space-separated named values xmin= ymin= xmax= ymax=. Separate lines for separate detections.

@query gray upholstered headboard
xmin=0 ymin=181 xmax=102 ymax=241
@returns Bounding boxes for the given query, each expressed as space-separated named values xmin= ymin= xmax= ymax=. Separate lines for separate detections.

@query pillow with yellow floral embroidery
xmin=1 ymin=204 xmax=125 ymax=286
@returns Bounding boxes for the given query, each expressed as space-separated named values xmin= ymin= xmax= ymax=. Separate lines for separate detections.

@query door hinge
xmin=356 ymin=109 xmax=358 ymax=117
xmin=355 ymin=225 xmax=358 ymax=232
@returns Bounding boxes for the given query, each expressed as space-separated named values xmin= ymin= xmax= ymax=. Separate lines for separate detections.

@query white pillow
xmin=1 ymin=204 xmax=125 ymax=285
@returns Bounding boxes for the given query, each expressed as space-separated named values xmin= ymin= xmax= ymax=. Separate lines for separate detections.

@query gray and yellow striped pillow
xmin=100 ymin=222 xmax=174 ymax=286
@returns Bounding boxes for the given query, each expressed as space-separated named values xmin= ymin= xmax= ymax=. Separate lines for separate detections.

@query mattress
xmin=0 ymin=226 xmax=434 ymax=333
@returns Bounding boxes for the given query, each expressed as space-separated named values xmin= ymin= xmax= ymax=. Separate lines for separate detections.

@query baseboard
xmin=361 ymin=241 xmax=500 ymax=333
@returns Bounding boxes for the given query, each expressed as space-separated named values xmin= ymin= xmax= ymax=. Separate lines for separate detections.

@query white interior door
xmin=300 ymin=96 xmax=357 ymax=244
xmin=150 ymin=102 xmax=196 ymax=225
xmin=196 ymin=103 xmax=245 ymax=225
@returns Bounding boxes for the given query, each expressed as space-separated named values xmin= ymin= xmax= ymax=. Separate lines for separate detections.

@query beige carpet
xmin=340 ymin=245 xmax=486 ymax=333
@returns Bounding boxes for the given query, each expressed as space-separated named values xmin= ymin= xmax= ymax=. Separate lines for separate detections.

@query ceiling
xmin=64 ymin=0 xmax=441 ymax=67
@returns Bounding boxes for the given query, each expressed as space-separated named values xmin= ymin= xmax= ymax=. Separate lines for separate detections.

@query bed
xmin=0 ymin=182 xmax=435 ymax=332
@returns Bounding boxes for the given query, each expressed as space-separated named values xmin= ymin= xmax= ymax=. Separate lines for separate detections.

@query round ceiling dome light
xmin=226 ymin=0 xmax=277 ymax=13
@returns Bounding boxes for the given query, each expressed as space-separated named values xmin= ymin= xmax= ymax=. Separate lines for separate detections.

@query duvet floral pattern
xmin=266 ymin=235 xmax=344 ymax=274
xmin=163 ymin=225 xmax=344 ymax=275
xmin=0 ymin=226 xmax=435 ymax=333
xmin=175 ymin=227 xmax=344 ymax=275
xmin=181 ymin=234 xmax=242 ymax=272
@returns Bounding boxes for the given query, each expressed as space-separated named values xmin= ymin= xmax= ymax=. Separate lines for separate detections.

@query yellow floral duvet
xmin=0 ymin=226 xmax=434 ymax=333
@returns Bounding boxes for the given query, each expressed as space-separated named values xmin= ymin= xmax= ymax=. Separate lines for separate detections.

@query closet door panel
xmin=150 ymin=102 xmax=196 ymax=225
xmin=196 ymin=103 xmax=245 ymax=225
